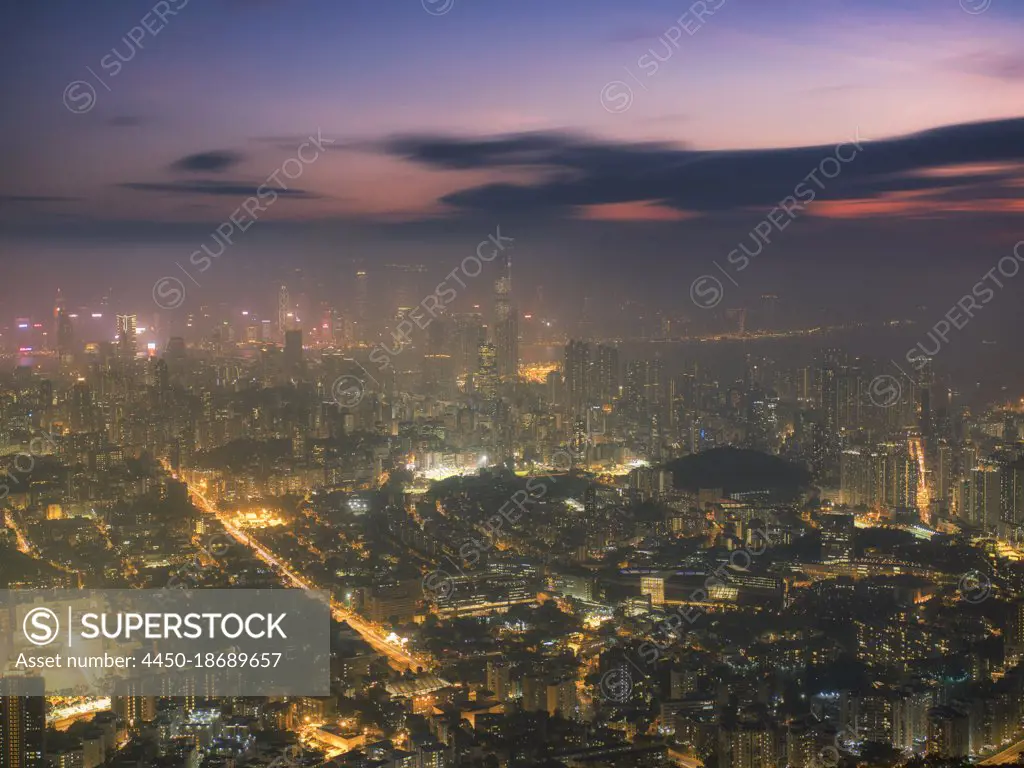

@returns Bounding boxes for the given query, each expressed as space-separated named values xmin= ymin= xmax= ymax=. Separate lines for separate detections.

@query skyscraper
xmin=0 ymin=683 xmax=45 ymax=768
xmin=353 ymin=269 xmax=369 ymax=344
xmin=115 ymin=314 xmax=137 ymax=357
xmin=54 ymin=290 xmax=74 ymax=366
xmin=493 ymin=253 xmax=518 ymax=381
xmin=564 ymin=340 xmax=590 ymax=416
xmin=284 ymin=329 xmax=303 ymax=371
xmin=476 ymin=342 xmax=498 ymax=404
xmin=624 ymin=359 xmax=664 ymax=418
xmin=968 ymin=462 xmax=1002 ymax=531
xmin=277 ymin=284 xmax=291 ymax=341
xmin=1000 ymin=459 xmax=1024 ymax=538
xmin=592 ymin=344 xmax=619 ymax=408
xmin=451 ymin=313 xmax=485 ymax=377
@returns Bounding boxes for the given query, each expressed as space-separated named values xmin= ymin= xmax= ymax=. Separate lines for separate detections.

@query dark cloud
xmin=0 ymin=195 xmax=79 ymax=203
xmin=170 ymin=151 xmax=245 ymax=174
xmin=119 ymin=180 xmax=317 ymax=198
xmin=382 ymin=118 xmax=1024 ymax=215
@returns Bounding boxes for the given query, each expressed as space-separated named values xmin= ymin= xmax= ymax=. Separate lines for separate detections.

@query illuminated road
xmin=980 ymin=739 xmax=1024 ymax=765
xmin=47 ymin=698 xmax=111 ymax=728
xmin=173 ymin=467 xmax=434 ymax=673
xmin=5 ymin=510 xmax=33 ymax=554
xmin=909 ymin=435 xmax=931 ymax=526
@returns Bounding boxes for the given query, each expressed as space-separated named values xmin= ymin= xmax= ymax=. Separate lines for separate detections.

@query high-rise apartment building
xmin=0 ymin=684 xmax=45 ymax=768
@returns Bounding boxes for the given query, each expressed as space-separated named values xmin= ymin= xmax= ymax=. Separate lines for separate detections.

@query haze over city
xmin=3 ymin=2 xmax=1024 ymax=768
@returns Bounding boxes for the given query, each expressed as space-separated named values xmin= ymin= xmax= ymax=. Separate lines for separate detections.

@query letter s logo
xmin=23 ymin=607 xmax=60 ymax=646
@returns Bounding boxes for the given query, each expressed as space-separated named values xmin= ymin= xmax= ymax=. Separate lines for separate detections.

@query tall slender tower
xmin=277 ymin=285 xmax=291 ymax=342
xmin=54 ymin=289 xmax=74 ymax=364
xmin=493 ymin=253 xmax=518 ymax=381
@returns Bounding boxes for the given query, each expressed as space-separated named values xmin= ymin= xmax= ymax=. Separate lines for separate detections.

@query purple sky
xmin=1 ymin=0 xmax=1023 ymax=329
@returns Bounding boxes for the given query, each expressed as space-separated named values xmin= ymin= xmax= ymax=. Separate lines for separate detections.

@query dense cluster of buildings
xmin=2 ymin=274 xmax=1024 ymax=767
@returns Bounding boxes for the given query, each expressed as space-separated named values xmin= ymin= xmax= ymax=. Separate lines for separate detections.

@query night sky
xmin=2 ymin=0 xmax=1024 ymax=324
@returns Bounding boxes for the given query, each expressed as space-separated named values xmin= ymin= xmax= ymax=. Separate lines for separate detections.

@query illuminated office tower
xmin=493 ymin=253 xmax=518 ymax=381
xmin=640 ymin=574 xmax=666 ymax=607
xmin=476 ymin=342 xmax=498 ymax=403
xmin=0 ymin=683 xmax=45 ymax=768
xmin=115 ymin=314 xmax=137 ymax=357
xmin=277 ymin=284 xmax=291 ymax=341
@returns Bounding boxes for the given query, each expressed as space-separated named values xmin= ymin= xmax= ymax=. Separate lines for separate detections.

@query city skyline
xmin=4 ymin=2 xmax=1024 ymax=768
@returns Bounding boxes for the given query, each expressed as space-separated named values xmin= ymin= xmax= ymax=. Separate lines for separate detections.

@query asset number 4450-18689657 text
xmin=140 ymin=652 xmax=282 ymax=668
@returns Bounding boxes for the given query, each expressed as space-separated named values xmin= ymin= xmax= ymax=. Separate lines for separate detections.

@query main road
xmin=175 ymin=468 xmax=435 ymax=674
xmin=980 ymin=739 xmax=1024 ymax=765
